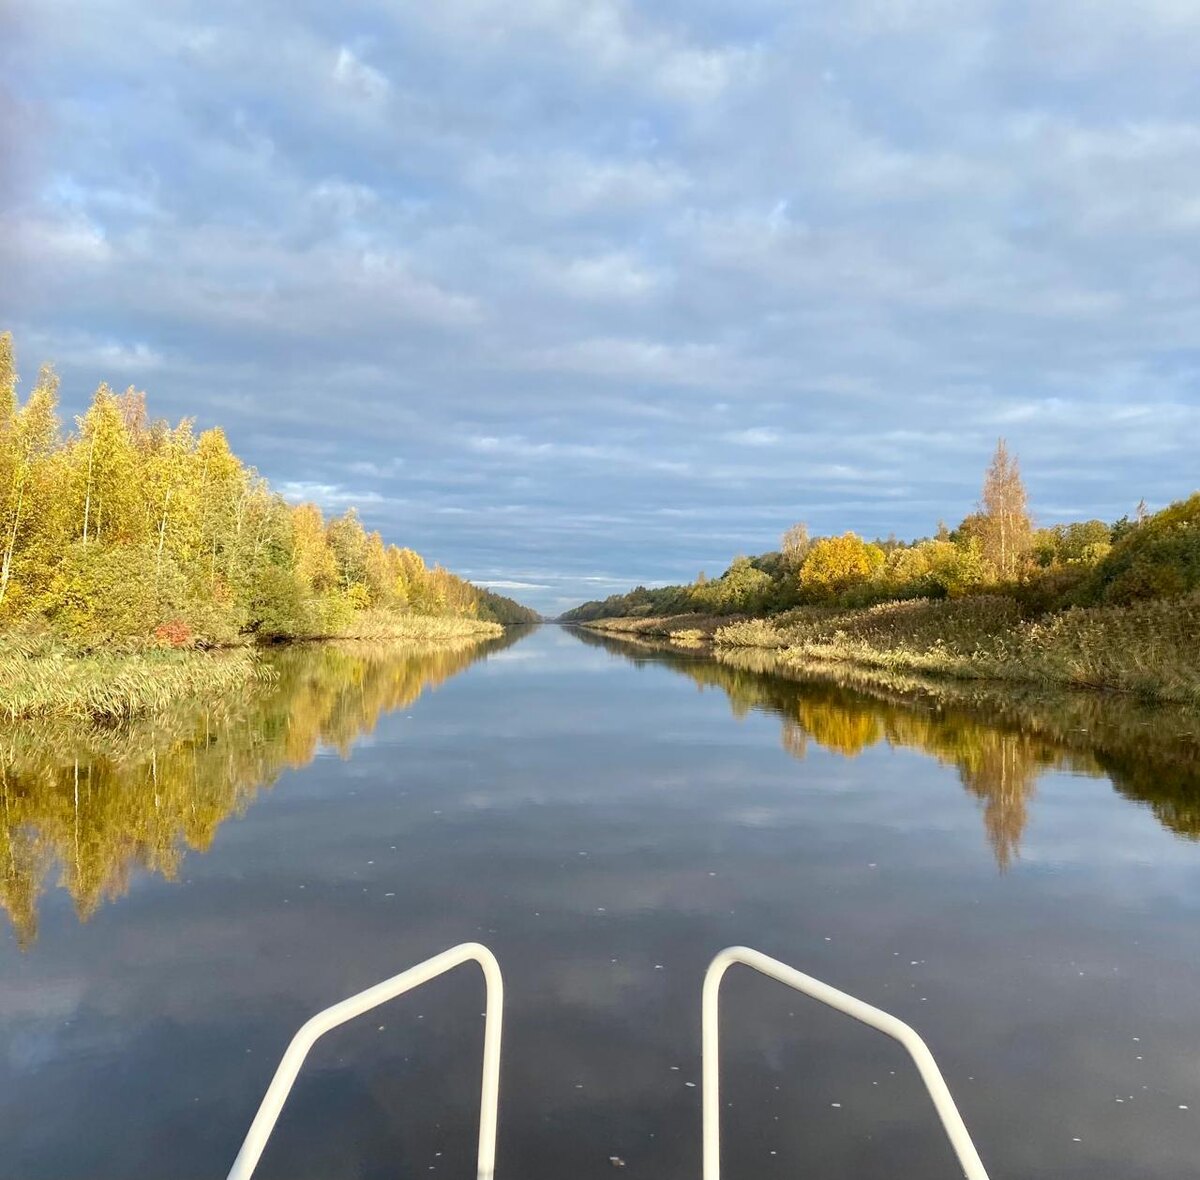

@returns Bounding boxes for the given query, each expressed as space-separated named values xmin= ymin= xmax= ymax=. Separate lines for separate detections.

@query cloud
xmin=405 ymin=0 xmax=759 ymax=104
xmin=6 ymin=0 xmax=1200 ymax=613
xmin=725 ymin=427 xmax=781 ymax=447
xmin=10 ymin=214 xmax=111 ymax=265
xmin=466 ymin=433 xmax=691 ymax=475
xmin=469 ymin=152 xmax=690 ymax=215
xmin=475 ymin=580 xmax=553 ymax=591
xmin=276 ymin=481 xmax=389 ymax=509
xmin=332 ymin=46 xmax=391 ymax=103
xmin=555 ymin=251 xmax=665 ymax=301
xmin=524 ymin=337 xmax=736 ymax=387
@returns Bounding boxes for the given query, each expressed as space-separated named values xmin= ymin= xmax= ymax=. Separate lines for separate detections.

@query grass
xmin=577 ymin=613 xmax=745 ymax=638
xmin=0 ymin=612 xmax=508 ymax=720
xmin=721 ymin=595 xmax=1200 ymax=703
xmin=588 ymin=592 xmax=1200 ymax=704
xmin=0 ymin=635 xmax=267 ymax=722
xmin=307 ymin=610 xmax=504 ymax=643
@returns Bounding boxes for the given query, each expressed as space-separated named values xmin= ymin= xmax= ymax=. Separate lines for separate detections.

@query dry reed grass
xmin=713 ymin=594 xmax=1200 ymax=703
xmin=0 ymin=639 xmax=266 ymax=721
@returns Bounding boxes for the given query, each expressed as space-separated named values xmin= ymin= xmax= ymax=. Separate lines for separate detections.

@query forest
xmin=0 ymin=330 xmax=538 ymax=657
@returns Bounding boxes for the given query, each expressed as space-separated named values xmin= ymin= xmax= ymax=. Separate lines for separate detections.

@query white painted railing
xmin=702 ymin=946 xmax=990 ymax=1180
xmin=227 ymin=942 xmax=988 ymax=1180
xmin=225 ymin=942 xmax=504 ymax=1180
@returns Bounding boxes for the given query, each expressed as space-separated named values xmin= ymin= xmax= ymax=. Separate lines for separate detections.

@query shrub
xmin=153 ymin=619 xmax=194 ymax=648
xmin=241 ymin=562 xmax=307 ymax=639
xmin=38 ymin=542 xmax=160 ymax=650
xmin=1086 ymin=494 xmax=1200 ymax=605
xmin=714 ymin=619 xmax=787 ymax=647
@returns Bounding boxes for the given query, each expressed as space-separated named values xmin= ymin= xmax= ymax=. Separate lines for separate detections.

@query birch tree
xmin=978 ymin=439 xmax=1032 ymax=579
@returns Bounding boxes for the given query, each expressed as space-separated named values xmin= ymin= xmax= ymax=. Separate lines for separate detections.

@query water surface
xmin=1 ymin=624 xmax=1198 ymax=1178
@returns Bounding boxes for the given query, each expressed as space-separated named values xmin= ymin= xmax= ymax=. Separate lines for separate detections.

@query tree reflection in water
xmin=574 ymin=628 xmax=1200 ymax=872
xmin=0 ymin=632 xmax=523 ymax=948
xmin=5 ymin=625 xmax=1197 ymax=948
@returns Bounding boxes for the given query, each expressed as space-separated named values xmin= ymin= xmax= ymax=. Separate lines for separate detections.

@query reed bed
xmin=0 ymin=611 xmax=507 ymax=720
xmin=581 ymin=614 xmax=742 ymax=638
xmin=0 ymin=639 xmax=267 ymax=721
xmin=712 ymin=594 xmax=1200 ymax=704
xmin=312 ymin=611 xmax=504 ymax=643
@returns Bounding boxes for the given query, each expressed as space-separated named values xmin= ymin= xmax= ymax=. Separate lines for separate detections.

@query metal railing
xmin=225 ymin=942 xmax=504 ymax=1180
xmin=702 ymin=945 xmax=990 ymax=1180
xmin=227 ymin=941 xmax=988 ymax=1180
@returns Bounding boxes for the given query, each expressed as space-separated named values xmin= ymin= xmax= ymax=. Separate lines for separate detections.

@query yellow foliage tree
xmin=798 ymin=532 xmax=885 ymax=597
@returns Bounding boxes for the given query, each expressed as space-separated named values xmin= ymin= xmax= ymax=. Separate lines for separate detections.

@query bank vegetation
xmin=566 ymin=442 xmax=1200 ymax=703
xmin=0 ymin=332 xmax=536 ymax=716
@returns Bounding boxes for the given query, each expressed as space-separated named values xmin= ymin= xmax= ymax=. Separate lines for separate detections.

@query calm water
xmin=2 ymin=624 xmax=1199 ymax=1179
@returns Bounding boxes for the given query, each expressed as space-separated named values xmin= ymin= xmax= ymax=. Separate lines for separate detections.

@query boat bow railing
xmin=225 ymin=941 xmax=503 ymax=1180
xmin=227 ymin=942 xmax=988 ymax=1180
xmin=702 ymin=945 xmax=990 ymax=1180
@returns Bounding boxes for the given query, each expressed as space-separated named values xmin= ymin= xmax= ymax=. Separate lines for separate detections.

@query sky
xmin=3 ymin=1 xmax=1200 ymax=616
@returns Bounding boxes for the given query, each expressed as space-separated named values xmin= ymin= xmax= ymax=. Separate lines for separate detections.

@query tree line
xmin=0 ymin=331 xmax=538 ymax=649
xmin=562 ymin=440 xmax=1200 ymax=622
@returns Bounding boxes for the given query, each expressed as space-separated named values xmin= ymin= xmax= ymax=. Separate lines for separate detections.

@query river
xmin=1 ymin=623 xmax=1198 ymax=1178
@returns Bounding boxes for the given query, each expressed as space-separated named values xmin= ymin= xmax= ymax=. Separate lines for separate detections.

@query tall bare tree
xmin=979 ymin=438 xmax=1032 ymax=578
xmin=780 ymin=521 xmax=811 ymax=570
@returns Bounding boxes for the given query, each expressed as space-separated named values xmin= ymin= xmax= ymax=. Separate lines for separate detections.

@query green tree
xmin=1087 ymin=493 xmax=1200 ymax=604
xmin=326 ymin=509 xmax=371 ymax=596
xmin=693 ymin=556 xmax=773 ymax=613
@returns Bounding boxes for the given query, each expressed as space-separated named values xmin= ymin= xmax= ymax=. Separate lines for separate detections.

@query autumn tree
xmin=143 ymin=419 xmax=196 ymax=589
xmin=978 ymin=439 xmax=1032 ymax=579
xmin=291 ymin=502 xmax=338 ymax=595
xmin=798 ymin=532 xmax=885 ymax=598
xmin=72 ymin=384 xmax=144 ymax=547
xmin=0 ymin=331 xmax=15 ymax=430
xmin=194 ymin=426 xmax=247 ymax=595
xmin=1 ymin=363 xmax=62 ymax=612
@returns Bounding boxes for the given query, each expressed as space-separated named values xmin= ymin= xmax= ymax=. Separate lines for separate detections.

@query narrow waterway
xmin=1 ymin=624 xmax=1198 ymax=1178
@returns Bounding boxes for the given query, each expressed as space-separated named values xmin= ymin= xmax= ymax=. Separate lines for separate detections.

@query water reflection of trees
xmin=0 ymin=632 xmax=524 ymax=948
xmin=572 ymin=628 xmax=1200 ymax=870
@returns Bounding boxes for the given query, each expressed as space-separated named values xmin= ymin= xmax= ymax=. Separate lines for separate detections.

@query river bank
xmin=0 ymin=615 xmax=508 ymax=721
xmin=578 ymin=592 xmax=1200 ymax=704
